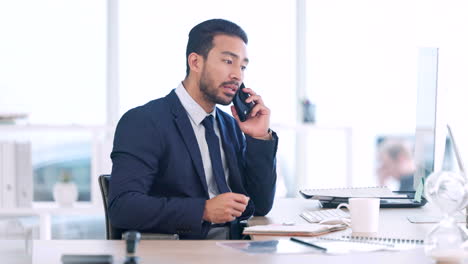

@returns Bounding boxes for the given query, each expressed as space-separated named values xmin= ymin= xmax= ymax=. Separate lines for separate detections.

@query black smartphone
xmin=61 ymin=254 xmax=113 ymax=264
xmin=233 ymin=83 xmax=255 ymax=122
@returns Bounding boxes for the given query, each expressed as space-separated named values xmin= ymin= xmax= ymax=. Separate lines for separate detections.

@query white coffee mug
xmin=337 ymin=197 xmax=380 ymax=235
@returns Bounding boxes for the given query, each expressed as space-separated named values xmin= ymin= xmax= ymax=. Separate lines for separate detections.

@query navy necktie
xmin=202 ymin=115 xmax=230 ymax=194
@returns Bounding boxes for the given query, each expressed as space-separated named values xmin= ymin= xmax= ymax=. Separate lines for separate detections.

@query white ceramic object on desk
xmin=428 ymin=248 xmax=468 ymax=263
xmin=53 ymin=182 xmax=78 ymax=207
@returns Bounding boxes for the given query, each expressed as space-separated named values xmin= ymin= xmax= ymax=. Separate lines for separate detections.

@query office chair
xmin=98 ymin=174 xmax=179 ymax=240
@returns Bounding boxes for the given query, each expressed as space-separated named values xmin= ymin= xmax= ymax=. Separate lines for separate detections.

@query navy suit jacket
xmin=108 ymin=90 xmax=278 ymax=239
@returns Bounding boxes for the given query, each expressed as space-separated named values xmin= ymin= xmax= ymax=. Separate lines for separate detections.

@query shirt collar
xmin=175 ymin=82 xmax=216 ymax=125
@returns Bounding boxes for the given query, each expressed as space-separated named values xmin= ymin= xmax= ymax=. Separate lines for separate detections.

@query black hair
xmin=185 ymin=19 xmax=248 ymax=76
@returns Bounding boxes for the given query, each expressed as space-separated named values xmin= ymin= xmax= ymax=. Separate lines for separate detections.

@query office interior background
xmin=0 ymin=0 xmax=467 ymax=239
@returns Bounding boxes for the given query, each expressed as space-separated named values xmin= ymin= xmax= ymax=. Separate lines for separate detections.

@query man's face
xmin=199 ymin=34 xmax=249 ymax=106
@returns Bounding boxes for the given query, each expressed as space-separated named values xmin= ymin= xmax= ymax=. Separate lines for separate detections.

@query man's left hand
xmin=231 ymin=87 xmax=271 ymax=140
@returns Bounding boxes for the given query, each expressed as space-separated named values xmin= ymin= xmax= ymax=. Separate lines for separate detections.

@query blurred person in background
xmin=377 ymin=138 xmax=415 ymax=191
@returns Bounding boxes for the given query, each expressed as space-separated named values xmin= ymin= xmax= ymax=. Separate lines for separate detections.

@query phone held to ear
xmin=233 ymin=83 xmax=255 ymax=122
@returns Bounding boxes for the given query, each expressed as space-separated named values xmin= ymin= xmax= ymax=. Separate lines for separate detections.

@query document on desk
xmin=300 ymin=186 xmax=407 ymax=200
xmin=243 ymin=223 xmax=347 ymax=236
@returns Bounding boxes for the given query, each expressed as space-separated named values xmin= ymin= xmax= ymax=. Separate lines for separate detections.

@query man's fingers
xmin=246 ymin=94 xmax=264 ymax=105
xmin=230 ymin=193 xmax=249 ymax=204
xmin=226 ymin=193 xmax=249 ymax=216
xmin=230 ymin=200 xmax=247 ymax=213
xmin=207 ymin=193 xmax=250 ymax=223
xmin=221 ymin=208 xmax=237 ymax=222
xmin=243 ymin=88 xmax=265 ymax=106
xmin=228 ymin=208 xmax=243 ymax=218
xmin=242 ymin=87 xmax=257 ymax=96
xmin=249 ymin=104 xmax=270 ymax=118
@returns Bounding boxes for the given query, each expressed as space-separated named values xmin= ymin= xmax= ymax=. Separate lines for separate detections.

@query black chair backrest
xmin=98 ymin=174 xmax=124 ymax=240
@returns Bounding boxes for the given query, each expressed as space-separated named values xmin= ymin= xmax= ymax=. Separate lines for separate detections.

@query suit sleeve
xmin=242 ymin=131 xmax=279 ymax=216
xmin=108 ymin=108 xmax=207 ymax=236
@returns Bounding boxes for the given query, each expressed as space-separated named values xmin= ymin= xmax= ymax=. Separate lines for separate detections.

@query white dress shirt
xmin=175 ymin=82 xmax=231 ymax=198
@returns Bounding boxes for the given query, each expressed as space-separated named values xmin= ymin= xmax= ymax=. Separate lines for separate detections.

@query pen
xmin=290 ymin=237 xmax=327 ymax=252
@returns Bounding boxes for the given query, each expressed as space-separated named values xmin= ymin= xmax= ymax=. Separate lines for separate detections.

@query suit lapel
xmin=166 ymin=90 xmax=208 ymax=195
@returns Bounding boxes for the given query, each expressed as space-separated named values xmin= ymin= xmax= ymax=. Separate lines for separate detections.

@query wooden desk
xmin=32 ymin=239 xmax=431 ymax=264
xmin=30 ymin=198 xmax=446 ymax=264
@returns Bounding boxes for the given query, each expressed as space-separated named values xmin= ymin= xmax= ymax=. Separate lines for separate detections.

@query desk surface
xmin=249 ymin=198 xmax=436 ymax=240
xmin=32 ymin=239 xmax=432 ymax=264
xmin=30 ymin=198 xmax=448 ymax=264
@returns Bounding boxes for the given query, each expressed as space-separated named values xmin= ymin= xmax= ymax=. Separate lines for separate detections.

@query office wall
xmin=0 ymin=0 xmax=106 ymax=125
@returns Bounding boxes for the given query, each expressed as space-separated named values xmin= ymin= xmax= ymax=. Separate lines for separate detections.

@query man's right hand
xmin=203 ymin=192 xmax=249 ymax=224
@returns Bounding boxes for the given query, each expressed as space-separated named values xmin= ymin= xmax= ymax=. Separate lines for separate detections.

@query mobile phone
xmin=61 ymin=254 xmax=113 ymax=264
xmin=233 ymin=83 xmax=255 ymax=122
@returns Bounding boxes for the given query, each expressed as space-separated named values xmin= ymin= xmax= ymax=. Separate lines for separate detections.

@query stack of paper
xmin=243 ymin=223 xmax=347 ymax=236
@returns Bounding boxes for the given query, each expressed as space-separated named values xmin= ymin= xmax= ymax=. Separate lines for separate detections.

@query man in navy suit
xmin=108 ymin=19 xmax=278 ymax=239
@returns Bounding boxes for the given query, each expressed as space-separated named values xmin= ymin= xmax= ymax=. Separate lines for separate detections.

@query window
xmin=0 ymin=0 xmax=107 ymax=203
xmin=0 ymin=0 xmax=106 ymax=125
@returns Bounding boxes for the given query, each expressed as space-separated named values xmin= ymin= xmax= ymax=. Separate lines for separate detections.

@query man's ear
xmin=187 ymin=52 xmax=203 ymax=74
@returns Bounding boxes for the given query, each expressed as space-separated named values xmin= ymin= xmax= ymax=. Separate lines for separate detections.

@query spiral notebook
xmin=303 ymin=235 xmax=424 ymax=254
xmin=243 ymin=223 xmax=348 ymax=237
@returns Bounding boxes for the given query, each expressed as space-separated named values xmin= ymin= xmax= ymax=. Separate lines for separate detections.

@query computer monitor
xmin=413 ymin=47 xmax=440 ymax=200
xmin=318 ymin=48 xmax=442 ymax=208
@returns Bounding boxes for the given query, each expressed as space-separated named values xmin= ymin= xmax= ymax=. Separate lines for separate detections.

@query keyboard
xmin=300 ymin=208 xmax=350 ymax=223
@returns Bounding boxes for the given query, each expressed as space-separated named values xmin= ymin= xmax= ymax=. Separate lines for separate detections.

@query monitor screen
xmin=413 ymin=47 xmax=439 ymax=199
xmin=374 ymin=47 xmax=439 ymax=199
xmin=445 ymin=125 xmax=466 ymax=173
